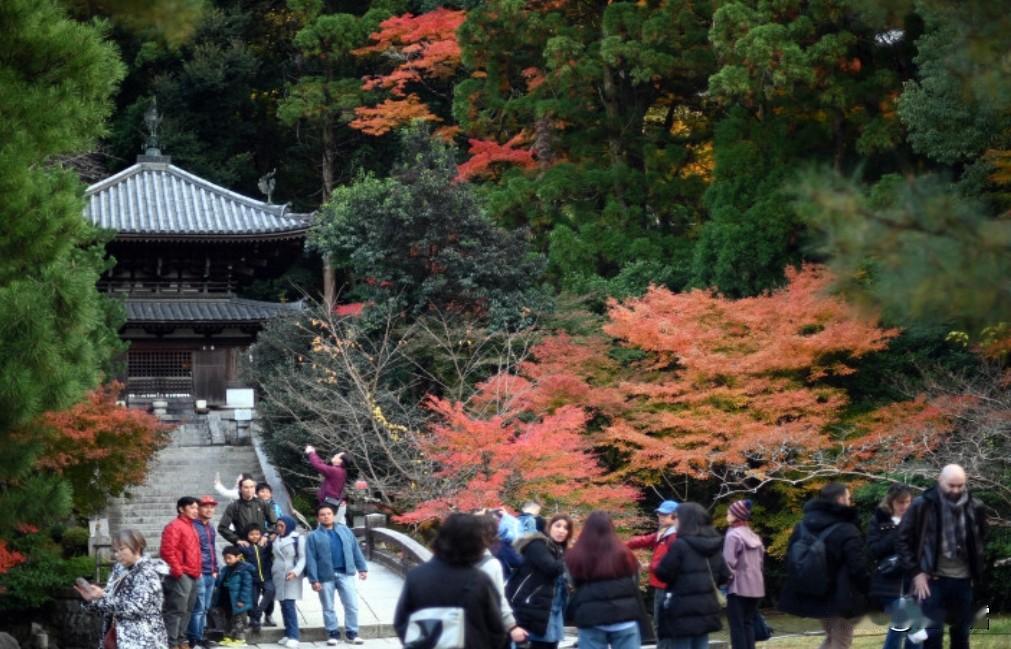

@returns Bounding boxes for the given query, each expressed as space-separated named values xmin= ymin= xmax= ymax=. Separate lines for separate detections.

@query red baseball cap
xmin=198 ymin=495 xmax=218 ymax=506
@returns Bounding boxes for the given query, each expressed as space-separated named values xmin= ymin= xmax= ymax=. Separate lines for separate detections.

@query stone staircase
xmin=106 ymin=417 xmax=264 ymax=555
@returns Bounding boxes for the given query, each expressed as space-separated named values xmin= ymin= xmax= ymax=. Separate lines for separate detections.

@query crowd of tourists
xmin=76 ymin=445 xmax=361 ymax=649
xmin=396 ymin=464 xmax=987 ymax=649
xmin=76 ymin=456 xmax=987 ymax=649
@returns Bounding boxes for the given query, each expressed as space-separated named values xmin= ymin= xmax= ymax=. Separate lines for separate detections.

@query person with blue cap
xmin=627 ymin=500 xmax=680 ymax=633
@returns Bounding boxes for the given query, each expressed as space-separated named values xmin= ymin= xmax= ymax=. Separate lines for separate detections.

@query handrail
xmin=352 ymin=513 xmax=431 ymax=578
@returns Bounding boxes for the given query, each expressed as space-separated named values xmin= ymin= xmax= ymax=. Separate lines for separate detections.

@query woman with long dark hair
xmin=565 ymin=511 xmax=643 ymax=649
xmin=655 ymin=502 xmax=729 ymax=649
xmin=507 ymin=513 xmax=574 ymax=649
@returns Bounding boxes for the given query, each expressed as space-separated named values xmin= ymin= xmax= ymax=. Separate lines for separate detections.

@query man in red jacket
xmin=161 ymin=496 xmax=203 ymax=649
xmin=627 ymin=500 xmax=679 ymax=627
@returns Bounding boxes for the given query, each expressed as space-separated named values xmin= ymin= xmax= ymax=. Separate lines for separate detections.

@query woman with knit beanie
xmin=724 ymin=500 xmax=765 ymax=649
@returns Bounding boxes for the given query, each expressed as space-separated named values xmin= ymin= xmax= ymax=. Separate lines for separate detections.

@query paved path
xmin=251 ymin=560 xmax=401 ymax=643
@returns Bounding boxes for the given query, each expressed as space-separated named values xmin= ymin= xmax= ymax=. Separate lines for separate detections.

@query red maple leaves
xmin=351 ymin=9 xmax=465 ymax=136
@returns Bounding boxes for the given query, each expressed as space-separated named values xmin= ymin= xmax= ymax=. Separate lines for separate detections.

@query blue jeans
xmin=186 ymin=573 xmax=216 ymax=644
xmin=578 ymin=625 xmax=641 ymax=649
xmin=879 ymin=597 xmax=908 ymax=649
xmin=920 ymin=576 xmax=973 ymax=649
xmin=318 ymin=573 xmax=359 ymax=636
xmin=279 ymin=599 xmax=299 ymax=640
xmin=670 ymin=634 xmax=708 ymax=649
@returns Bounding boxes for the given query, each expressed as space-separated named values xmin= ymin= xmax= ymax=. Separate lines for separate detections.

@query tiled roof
xmin=124 ymin=297 xmax=301 ymax=323
xmin=85 ymin=156 xmax=310 ymax=237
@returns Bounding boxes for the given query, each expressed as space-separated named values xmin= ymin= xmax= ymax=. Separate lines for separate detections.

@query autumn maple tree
xmin=399 ymin=396 xmax=638 ymax=525
xmin=433 ymin=265 xmax=915 ymax=500
xmin=351 ymin=8 xmax=465 ymax=136
xmin=33 ymin=382 xmax=169 ymax=513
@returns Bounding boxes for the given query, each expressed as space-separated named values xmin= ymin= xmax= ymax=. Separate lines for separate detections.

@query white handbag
xmin=403 ymin=606 xmax=466 ymax=649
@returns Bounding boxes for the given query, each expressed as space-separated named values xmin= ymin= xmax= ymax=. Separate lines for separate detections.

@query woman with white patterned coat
xmin=76 ymin=529 xmax=169 ymax=649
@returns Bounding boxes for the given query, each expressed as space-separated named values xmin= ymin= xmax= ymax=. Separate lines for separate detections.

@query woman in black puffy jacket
xmin=506 ymin=514 xmax=573 ymax=649
xmin=655 ymin=502 xmax=729 ymax=649
xmin=565 ymin=511 xmax=643 ymax=649
xmin=867 ymin=483 xmax=914 ymax=649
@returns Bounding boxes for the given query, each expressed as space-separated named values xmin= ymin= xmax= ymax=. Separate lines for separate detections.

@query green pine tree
xmin=0 ymin=0 xmax=124 ymax=573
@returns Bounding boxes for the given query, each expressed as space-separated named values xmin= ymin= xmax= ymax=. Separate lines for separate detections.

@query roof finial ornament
xmin=258 ymin=168 xmax=277 ymax=204
xmin=143 ymin=98 xmax=162 ymax=156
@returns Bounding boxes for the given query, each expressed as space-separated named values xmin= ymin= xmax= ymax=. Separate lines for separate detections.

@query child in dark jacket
xmin=215 ymin=546 xmax=255 ymax=646
xmin=240 ymin=524 xmax=275 ymax=632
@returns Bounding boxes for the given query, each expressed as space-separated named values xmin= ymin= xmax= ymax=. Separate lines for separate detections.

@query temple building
xmin=84 ymin=123 xmax=308 ymax=406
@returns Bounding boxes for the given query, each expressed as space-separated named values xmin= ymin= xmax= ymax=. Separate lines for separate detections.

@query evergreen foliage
xmin=310 ymin=126 xmax=548 ymax=329
xmin=453 ymin=0 xmax=715 ymax=290
xmin=0 ymin=0 xmax=128 ymax=606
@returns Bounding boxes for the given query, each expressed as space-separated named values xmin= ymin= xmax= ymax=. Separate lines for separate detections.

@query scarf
xmin=940 ymin=490 xmax=969 ymax=560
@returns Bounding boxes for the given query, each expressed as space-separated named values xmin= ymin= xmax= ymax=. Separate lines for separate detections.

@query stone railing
xmin=352 ymin=513 xmax=431 ymax=578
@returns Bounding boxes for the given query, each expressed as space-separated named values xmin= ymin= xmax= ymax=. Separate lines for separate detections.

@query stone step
xmin=106 ymin=418 xmax=273 ymax=555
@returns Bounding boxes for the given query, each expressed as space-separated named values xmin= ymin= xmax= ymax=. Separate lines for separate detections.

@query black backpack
xmin=787 ymin=522 xmax=842 ymax=596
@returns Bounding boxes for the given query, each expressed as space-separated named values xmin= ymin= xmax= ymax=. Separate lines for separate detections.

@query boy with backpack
xmin=240 ymin=524 xmax=276 ymax=632
xmin=214 ymin=546 xmax=256 ymax=648
xmin=778 ymin=483 xmax=870 ymax=649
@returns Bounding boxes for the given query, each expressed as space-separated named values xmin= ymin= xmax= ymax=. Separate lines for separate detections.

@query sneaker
xmin=263 ymin=615 xmax=277 ymax=627
xmin=278 ymin=638 xmax=289 ymax=646
xmin=284 ymin=641 xmax=300 ymax=649
xmin=326 ymin=638 xmax=340 ymax=646
xmin=345 ymin=634 xmax=364 ymax=645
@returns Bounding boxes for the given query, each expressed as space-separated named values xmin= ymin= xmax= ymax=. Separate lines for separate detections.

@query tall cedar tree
xmin=279 ymin=0 xmax=402 ymax=200
xmin=454 ymin=0 xmax=716 ymax=293
xmin=0 ymin=0 xmax=123 ymax=580
xmin=696 ymin=0 xmax=917 ymax=297
xmin=797 ymin=1 xmax=1011 ymax=349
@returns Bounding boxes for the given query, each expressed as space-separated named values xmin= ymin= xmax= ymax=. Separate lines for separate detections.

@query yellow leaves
xmin=984 ymin=149 xmax=1011 ymax=187
xmin=368 ymin=396 xmax=409 ymax=435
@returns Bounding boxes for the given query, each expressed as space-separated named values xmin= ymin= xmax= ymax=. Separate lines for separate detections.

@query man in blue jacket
xmin=305 ymin=502 xmax=369 ymax=645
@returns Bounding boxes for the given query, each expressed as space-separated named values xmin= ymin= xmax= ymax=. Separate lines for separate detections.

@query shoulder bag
xmin=403 ymin=573 xmax=475 ymax=649
xmin=705 ymin=558 xmax=727 ymax=609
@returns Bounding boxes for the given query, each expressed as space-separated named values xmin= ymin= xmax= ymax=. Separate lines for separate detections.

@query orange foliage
xmin=33 ymin=382 xmax=169 ymax=509
xmin=350 ymin=94 xmax=442 ymax=136
xmin=456 ymin=134 xmax=537 ymax=182
xmin=353 ymin=8 xmax=464 ymax=136
xmin=398 ymin=396 xmax=639 ymax=524
xmin=522 ymin=66 xmax=546 ymax=91
xmin=0 ymin=539 xmax=26 ymax=575
xmin=451 ymin=266 xmax=904 ymax=488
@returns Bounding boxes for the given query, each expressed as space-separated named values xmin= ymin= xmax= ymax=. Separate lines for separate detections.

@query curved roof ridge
xmin=84 ymin=159 xmax=311 ymax=236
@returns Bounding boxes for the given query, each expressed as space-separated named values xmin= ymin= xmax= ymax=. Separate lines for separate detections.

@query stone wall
xmin=0 ymin=590 xmax=102 ymax=649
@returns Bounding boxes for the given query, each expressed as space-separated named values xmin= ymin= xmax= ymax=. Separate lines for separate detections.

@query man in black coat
xmin=897 ymin=464 xmax=987 ymax=649
xmin=218 ymin=477 xmax=277 ymax=546
xmin=778 ymin=483 xmax=869 ymax=649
